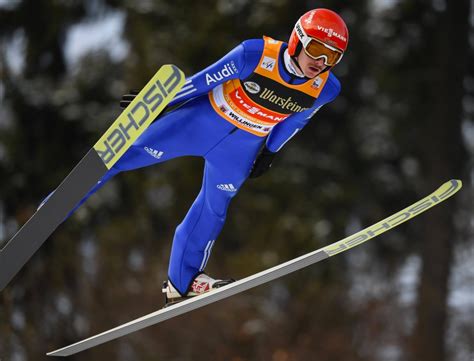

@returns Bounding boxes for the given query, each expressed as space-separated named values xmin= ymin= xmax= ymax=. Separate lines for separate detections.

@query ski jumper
xmin=77 ymin=37 xmax=341 ymax=295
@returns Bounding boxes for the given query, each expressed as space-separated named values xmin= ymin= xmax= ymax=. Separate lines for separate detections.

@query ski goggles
xmin=303 ymin=38 xmax=344 ymax=66
xmin=295 ymin=20 xmax=344 ymax=67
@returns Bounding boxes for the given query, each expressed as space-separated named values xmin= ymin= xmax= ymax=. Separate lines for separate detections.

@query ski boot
xmin=162 ymin=273 xmax=235 ymax=307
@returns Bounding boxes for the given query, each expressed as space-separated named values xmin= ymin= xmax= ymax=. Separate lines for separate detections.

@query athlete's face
xmin=296 ymin=50 xmax=327 ymax=78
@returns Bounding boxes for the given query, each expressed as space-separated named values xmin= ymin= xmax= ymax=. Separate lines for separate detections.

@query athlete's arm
xmin=167 ymin=41 xmax=260 ymax=107
xmin=121 ymin=40 xmax=262 ymax=110
xmin=249 ymin=74 xmax=341 ymax=179
xmin=119 ymin=42 xmax=254 ymax=110
xmin=265 ymin=73 xmax=341 ymax=153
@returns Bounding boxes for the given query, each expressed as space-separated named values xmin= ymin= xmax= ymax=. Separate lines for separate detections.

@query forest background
xmin=0 ymin=1 xmax=472 ymax=360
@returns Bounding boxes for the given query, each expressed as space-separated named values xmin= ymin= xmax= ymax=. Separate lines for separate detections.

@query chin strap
xmin=290 ymin=55 xmax=305 ymax=75
xmin=319 ymin=65 xmax=332 ymax=74
xmin=287 ymin=43 xmax=306 ymax=77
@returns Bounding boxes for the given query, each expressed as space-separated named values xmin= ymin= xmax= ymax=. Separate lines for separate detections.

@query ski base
xmin=47 ymin=179 xmax=462 ymax=357
xmin=0 ymin=64 xmax=185 ymax=291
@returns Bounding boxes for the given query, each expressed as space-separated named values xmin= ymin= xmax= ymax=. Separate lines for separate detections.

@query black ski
xmin=0 ymin=65 xmax=185 ymax=291
xmin=47 ymin=180 xmax=462 ymax=357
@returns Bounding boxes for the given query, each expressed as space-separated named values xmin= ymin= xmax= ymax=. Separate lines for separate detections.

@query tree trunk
xmin=410 ymin=1 xmax=470 ymax=361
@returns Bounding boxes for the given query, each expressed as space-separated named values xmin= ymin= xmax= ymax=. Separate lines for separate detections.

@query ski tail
xmin=0 ymin=65 xmax=185 ymax=291
xmin=47 ymin=180 xmax=462 ymax=357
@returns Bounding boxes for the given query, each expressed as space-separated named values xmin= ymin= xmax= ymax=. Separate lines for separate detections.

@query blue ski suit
xmin=79 ymin=37 xmax=341 ymax=295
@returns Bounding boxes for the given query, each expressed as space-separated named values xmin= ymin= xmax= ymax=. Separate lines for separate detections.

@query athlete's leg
xmin=65 ymin=97 xmax=216 ymax=216
xmin=167 ymin=128 xmax=264 ymax=294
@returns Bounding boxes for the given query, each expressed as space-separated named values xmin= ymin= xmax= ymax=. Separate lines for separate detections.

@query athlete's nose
xmin=313 ymin=58 xmax=325 ymax=66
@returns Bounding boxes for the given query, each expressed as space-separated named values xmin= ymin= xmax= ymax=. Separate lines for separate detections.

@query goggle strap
xmin=295 ymin=20 xmax=311 ymax=48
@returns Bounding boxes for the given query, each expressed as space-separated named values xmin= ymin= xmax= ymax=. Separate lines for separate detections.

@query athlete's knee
xmin=206 ymin=186 xmax=239 ymax=218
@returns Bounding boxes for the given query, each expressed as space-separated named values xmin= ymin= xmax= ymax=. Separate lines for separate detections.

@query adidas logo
xmin=144 ymin=147 xmax=164 ymax=159
xmin=216 ymin=184 xmax=237 ymax=192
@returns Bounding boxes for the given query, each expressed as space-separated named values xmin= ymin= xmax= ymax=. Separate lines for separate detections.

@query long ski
xmin=0 ymin=65 xmax=185 ymax=291
xmin=47 ymin=179 xmax=462 ymax=357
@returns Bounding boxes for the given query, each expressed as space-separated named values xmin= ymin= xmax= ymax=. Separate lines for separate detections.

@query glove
xmin=249 ymin=146 xmax=276 ymax=178
xmin=119 ymin=89 xmax=139 ymax=109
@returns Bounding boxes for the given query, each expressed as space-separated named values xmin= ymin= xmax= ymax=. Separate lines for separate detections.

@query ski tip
xmin=440 ymin=179 xmax=462 ymax=194
xmin=432 ymin=179 xmax=462 ymax=201
xmin=450 ymin=179 xmax=462 ymax=187
xmin=161 ymin=63 xmax=184 ymax=73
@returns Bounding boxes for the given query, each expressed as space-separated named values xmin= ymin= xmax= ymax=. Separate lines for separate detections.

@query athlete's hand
xmin=119 ymin=89 xmax=139 ymax=109
xmin=249 ymin=147 xmax=276 ymax=178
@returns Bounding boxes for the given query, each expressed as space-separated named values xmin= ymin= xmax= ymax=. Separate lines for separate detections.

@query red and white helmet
xmin=288 ymin=9 xmax=349 ymax=67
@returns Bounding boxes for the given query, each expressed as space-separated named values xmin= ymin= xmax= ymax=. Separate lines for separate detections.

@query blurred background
xmin=0 ymin=0 xmax=472 ymax=360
